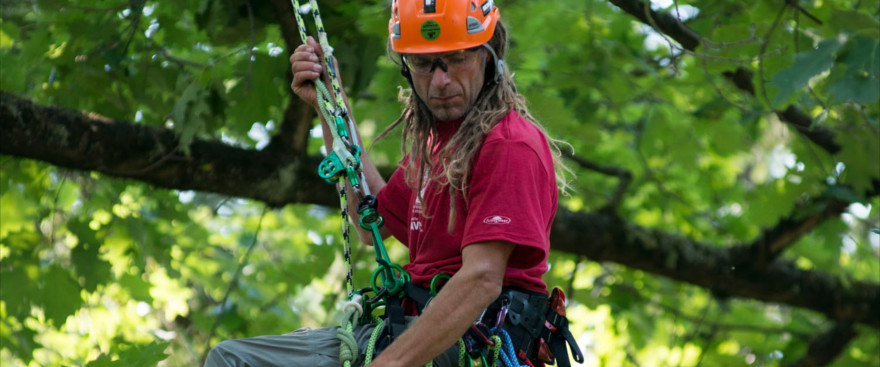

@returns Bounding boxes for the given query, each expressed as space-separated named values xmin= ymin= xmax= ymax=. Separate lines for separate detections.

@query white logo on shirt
xmin=482 ymin=216 xmax=511 ymax=224
xmin=409 ymin=171 xmax=430 ymax=233
xmin=410 ymin=218 xmax=423 ymax=231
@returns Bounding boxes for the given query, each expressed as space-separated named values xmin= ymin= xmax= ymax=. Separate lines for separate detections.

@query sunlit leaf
xmin=769 ymin=38 xmax=843 ymax=107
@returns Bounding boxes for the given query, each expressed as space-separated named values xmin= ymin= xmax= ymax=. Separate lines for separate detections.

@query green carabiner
xmin=430 ymin=273 xmax=452 ymax=296
xmin=371 ymin=263 xmax=410 ymax=296
xmin=334 ymin=115 xmax=348 ymax=139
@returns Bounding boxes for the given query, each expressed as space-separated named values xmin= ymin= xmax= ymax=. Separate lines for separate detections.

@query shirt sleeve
xmin=461 ymin=140 xmax=556 ymax=270
xmin=377 ymin=165 xmax=411 ymax=246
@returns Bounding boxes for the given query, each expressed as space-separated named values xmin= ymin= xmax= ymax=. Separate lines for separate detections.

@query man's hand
xmin=289 ymin=36 xmax=326 ymax=108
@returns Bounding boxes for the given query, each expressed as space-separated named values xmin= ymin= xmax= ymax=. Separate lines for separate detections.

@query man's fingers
xmin=306 ymin=36 xmax=323 ymax=57
xmin=293 ymin=70 xmax=321 ymax=84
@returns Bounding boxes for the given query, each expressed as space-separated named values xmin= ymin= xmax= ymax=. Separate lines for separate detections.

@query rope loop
xmin=342 ymin=294 xmax=364 ymax=318
xmin=337 ymin=327 xmax=358 ymax=367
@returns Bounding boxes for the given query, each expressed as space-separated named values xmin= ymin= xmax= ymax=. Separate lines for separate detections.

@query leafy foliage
xmin=1 ymin=0 xmax=878 ymax=366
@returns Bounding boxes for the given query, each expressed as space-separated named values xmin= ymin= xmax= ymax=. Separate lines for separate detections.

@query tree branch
xmin=606 ymin=0 xmax=701 ymax=51
xmin=0 ymin=92 xmax=333 ymax=208
xmin=737 ymin=194 xmax=850 ymax=267
xmin=550 ymin=208 xmax=880 ymax=328
xmin=3 ymin=92 xmax=878 ymax=329
xmin=567 ymin=153 xmax=632 ymax=209
xmin=786 ymin=323 xmax=857 ymax=367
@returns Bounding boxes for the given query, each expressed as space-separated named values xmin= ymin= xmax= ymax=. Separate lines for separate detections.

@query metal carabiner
xmin=494 ymin=296 xmax=510 ymax=330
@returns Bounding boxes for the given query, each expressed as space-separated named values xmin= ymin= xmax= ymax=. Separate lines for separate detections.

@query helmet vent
xmin=466 ymin=16 xmax=484 ymax=34
xmin=480 ymin=0 xmax=493 ymax=16
xmin=424 ymin=0 xmax=436 ymax=14
xmin=391 ymin=22 xmax=401 ymax=39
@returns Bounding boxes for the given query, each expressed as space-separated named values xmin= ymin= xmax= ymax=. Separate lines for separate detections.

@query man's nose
xmin=430 ymin=66 xmax=452 ymax=87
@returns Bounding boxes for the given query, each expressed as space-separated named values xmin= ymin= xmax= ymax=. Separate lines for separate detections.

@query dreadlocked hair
xmin=376 ymin=21 xmax=574 ymax=231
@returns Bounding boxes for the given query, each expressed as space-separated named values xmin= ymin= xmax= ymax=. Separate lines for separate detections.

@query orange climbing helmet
xmin=389 ymin=0 xmax=500 ymax=54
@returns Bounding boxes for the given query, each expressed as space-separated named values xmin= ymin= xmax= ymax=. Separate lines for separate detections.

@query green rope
xmin=488 ymin=335 xmax=502 ymax=367
xmin=364 ymin=319 xmax=384 ymax=365
xmin=362 ymin=319 xmax=434 ymax=367
xmin=455 ymin=334 xmax=502 ymax=367
xmin=457 ymin=339 xmax=467 ymax=367
xmin=337 ymin=296 xmax=363 ymax=367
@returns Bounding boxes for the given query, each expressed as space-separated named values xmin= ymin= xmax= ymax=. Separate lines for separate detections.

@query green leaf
xmin=85 ymin=341 xmax=170 ymax=367
xmin=0 ymin=251 xmax=41 ymax=320
xmin=117 ymin=341 xmax=171 ymax=367
xmin=824 ymin=184 xmax=863 ymax=204
xmin=0 ymin=322 xmax=40 ymax=364
xmin=119 ymin=273 xmax=153 ymax=303
xmin=41 ymin=265 xmax=83 ymax=326
xmin=0 ymin=187 xmax=40 ymax=239
xmin=828 ymin=36 xmax=880 ymax=104
xmin=67 ymin=218 xmax=113 ymax=292
xmin=84 ymin=354 xmax=115 ymax=367
xmin=828 ymin=10 xmax=880 ymax=34
xmin=836 ymin=135 xmax=880 ymax=196
xmin=769 ymin=38 xmax=844 ymax=107
xmin=172 ymin=78 xmax=207 ymax=155
xmin=71 ymin=241 xmax=113 ymax=293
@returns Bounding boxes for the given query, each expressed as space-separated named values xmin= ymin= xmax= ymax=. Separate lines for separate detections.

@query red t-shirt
xmin=377 ymin=110 xmax=558 ymax=296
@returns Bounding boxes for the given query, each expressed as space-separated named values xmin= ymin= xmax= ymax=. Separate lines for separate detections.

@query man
xmin=206 ymin=1 xmax=576 ymax=366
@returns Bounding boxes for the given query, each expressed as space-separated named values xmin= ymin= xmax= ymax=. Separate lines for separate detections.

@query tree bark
xmin=0 ymin=92 xmax=333 ymax=208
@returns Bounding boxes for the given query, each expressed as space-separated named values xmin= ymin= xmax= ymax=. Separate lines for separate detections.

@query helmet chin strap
xmin=481 ymin=44 xmax=505 ymax=84
xmin=400 ymin=64 xmax=431 ymax=111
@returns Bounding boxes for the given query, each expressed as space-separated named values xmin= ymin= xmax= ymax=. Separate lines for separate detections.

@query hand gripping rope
xmin=290 ymin=1 xmax=411 ymax=365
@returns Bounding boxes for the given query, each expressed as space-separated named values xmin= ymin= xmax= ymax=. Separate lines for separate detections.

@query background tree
xmin=1 ymin=0 xmax=878 ymax=366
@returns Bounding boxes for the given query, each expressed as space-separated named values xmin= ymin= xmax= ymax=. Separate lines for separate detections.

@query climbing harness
xmin=293 ymin=1 xmax=582 ymax=366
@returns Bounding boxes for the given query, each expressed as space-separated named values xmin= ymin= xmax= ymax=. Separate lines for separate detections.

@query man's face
xmin=404 ymin=47 xmax=487 ymax=121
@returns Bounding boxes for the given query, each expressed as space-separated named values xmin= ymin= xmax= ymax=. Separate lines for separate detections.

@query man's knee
xmin=204 ymin=340 xmax=246 ymax=367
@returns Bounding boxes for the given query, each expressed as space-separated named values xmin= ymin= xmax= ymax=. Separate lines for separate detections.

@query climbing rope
xmin=291 ymin=0 xmax=359 ymax=299
xmin=337 ymin=295 xmax=363 ymax=367
xmin=290 ymin=0 xmax=414 ymax=365
xmin=291 ymin=0 xmax=407 ymax=306
xmin=495 ymin=328 xmax=526 ymax=367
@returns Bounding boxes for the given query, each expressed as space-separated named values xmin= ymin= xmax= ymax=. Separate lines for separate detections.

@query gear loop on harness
xmin=430 ymin=272 xmax=452 ymax=296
